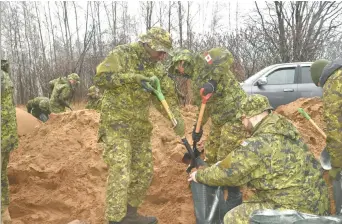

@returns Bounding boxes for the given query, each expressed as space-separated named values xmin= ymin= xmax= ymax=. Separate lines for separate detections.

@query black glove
xmin=202 ymin=79 xmax=217 ymax=95
xmin=192 ymin=124 xmax=203 ymax=143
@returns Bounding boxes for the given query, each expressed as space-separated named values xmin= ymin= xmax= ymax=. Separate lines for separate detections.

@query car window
xmin=300 ymin=66 xmax=313 ymax=83
xmin=266 ymin=68 xmax=296 ymax=85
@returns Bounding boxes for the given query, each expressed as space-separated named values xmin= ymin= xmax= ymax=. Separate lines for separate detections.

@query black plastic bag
xmin=191 ymin=182 xmax=224 ymax=224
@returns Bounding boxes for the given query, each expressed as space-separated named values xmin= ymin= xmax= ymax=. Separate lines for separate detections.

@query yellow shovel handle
xmin=161 ymin=100 xmax=177 ymax=127
xmin=196 ymin=103 xmax=206 ymax=133
xmin=308 ymin=119 xmax=327 ymax=139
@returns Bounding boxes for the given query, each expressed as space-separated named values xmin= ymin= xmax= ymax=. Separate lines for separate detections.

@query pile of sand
xmin=275 ymin=97 xmax=325 ymax=158
xmin=9 ymin=97 xmax=331 ymax=224
xmin=9 ymin=106 xmax=203 ymax=224
xmin=15 ymin=108 xmax=41 ymax=137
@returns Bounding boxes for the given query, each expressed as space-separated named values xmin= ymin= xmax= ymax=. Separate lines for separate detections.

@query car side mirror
xmin=256 ymin=77 xmax=267 ymax=86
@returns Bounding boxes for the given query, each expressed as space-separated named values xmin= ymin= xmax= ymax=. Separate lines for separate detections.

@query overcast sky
xmin=34 ymin=1 xmax=259 ymax=43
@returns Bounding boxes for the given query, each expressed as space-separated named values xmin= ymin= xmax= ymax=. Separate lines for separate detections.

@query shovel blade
xmin=320 ymin=148 xmax=332 ymax=170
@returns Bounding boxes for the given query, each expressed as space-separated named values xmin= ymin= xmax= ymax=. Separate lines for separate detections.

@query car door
xmin=251 ymin=66 xmax=298 ymax=108
xmin=297 ymin=65 xmax=323 ymax=98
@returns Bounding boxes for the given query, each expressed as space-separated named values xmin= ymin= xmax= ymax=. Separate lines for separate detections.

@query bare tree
xmin=254 ymin=1 xmax=342 ymax=62
xmin=140 ymin=1 xmax=154 ymax=32
xmin=178 ymin=1 xmax=183 ymax=47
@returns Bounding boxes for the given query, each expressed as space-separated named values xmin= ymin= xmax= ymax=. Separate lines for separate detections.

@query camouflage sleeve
xmin=152 ymin=73 xmax=185 ymax=137
xmin=1 ymin=71 xmax=19 ymax=152
xmin=323 ymin=70 xmax=342 ymax=168
xmin=49 ymin=79 xmax=56 ymax=91
xmin=94 ymin=49 xmax=141 ymax=89
xmin=196 ymin=138 xmax=263 ymax=186
xmin=57 ymin=85 xmax=72 ymax=107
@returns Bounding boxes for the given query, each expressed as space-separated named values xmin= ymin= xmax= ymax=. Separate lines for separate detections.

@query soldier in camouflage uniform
xmin=49 ymin=73 xmax=80 ymax=113
xmin=168 ymin=48 xmax=247 ymax=210
xmin=94 ymin=27 xmax=185 ymax=224
xmin=310 ymin=59 xmax=342 ymax=181
xmin=188 ymin=94 xmax=329 ymax=223
xmin=85 ymin=85 xmax=102 ymax=111
xmin=48 ymin=76 xmax=68 ymax=95
xmin=26 ymin=96 xmax=51 ymax=122
xmin=1 ymin=60 xmax=19 ymax=224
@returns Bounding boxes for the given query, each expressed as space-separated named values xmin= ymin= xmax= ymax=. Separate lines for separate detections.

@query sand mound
xmin=9 ymin=107 xmax=201 ymax=224
xmin=9 ymin=97 xmax=332 ymax=224
xmin=276 ymin=97 xmax=325 ymax=158
xmin=15 ymin=108 xmax=42 ymax=137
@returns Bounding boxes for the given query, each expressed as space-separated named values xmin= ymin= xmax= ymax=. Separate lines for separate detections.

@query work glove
xmin=135 ymin=74 xmax=152 ymax=84
xmin=174 ymin=118 xmax=185 ymax=137
xmin=329 ymin=167 xmax=342 ymax=181
xmin=192 ymin=124 xmax=203 ymax=143
xmin=202 ymin=79 xmax=217 ymax=95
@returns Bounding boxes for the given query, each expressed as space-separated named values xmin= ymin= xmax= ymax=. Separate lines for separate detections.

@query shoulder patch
xmin=240 ymin=141 xmax=249 ymax=147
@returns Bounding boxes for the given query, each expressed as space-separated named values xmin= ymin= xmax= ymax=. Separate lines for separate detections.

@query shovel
xmin=183 ymin=88 xmax=228 ymax=224
xmin=297 ymin=108 xmax=330 ymax=169
xmin=182 ymin=88 xmax=213 ymax=168
xmin=298 ymin=107 xmax=342 ymax=215
xmin=142 ymin=77 xmax=178 ymax=127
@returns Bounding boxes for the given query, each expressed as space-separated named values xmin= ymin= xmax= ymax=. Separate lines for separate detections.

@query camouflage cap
xmin=67 ymin=73 xmax=80 ymax=83
xmin=311 ymin=59 xmax=330 ymax=86
xmin=203 ymin=47 xmax=234 ymax=66
xmin=236 ymin=94 xmax=273 ymax=119
xmin=168 ymin=48 xmax=195 ymax=76
xmin=39 ymin=98 xmax=50 ymax=112
xmin=139 ymin=27 xmax=172 ymax=53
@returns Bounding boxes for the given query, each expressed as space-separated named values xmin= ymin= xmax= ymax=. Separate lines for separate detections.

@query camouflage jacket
xmin=50 ymin=82 xmax=75 ymax=113
xmin=94 ymin=42 xmax=184 ymax=137
xmin=26 ymin=96 xmax=50 ymax=117
xmin=1 ymin=70 xmax=19 ymax=152
xmin=322 ymin=68 xmax=342 ymax=168
xmin=191 ymin=51 xmax=246 ymax=127
xmin=196 ymin=113 xmax=329 ymax=215
xmin=49 ymin=77 xmax=68 ymax=95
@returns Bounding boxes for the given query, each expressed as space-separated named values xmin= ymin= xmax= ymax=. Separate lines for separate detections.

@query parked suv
xmin=240 ymin=62 xmax=322 ymax=108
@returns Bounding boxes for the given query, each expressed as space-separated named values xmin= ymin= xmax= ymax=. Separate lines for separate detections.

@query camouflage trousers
xmin=205 ymin=120 xmax=245 ymax=165
xmin=1 ymin=151 xmax=10 ymax=214
xmin=224 ymin=202 xmax=276 ymax=224
xmin=49 ymin=101 xmax=66 ymax=113
xmin=100 ymin=123 xmax=153 ymax=222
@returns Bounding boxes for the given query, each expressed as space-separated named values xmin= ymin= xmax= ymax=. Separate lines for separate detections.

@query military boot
xmin=121 ymin=205 xmax=157 ymax=224
xmin=2 ymin=207 xmax=12 ymax=224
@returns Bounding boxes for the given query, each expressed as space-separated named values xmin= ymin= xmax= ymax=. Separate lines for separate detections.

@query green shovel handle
xmin=298 ymin=108 xmax=311 ymax=120
xmin=149 ymin=76 xmax=165 ymax=101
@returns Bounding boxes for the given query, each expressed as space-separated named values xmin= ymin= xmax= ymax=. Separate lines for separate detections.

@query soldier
xmin=85 ymin=85 xmax=102 ymax=111
xmin=168 ymin=48 xmax=247 ymax=210
xmin=94 ymin=27 xmax=185 ymax=224
xmin=188 ymin=94 xmax=329 ymax=223
xmin=48 ymin=76 xmax=68 ymax=96
xmin=310 ymin=59 xmax=342 ymax=181
xmin=26 ymin=96 xmax=50 ymax=122
xmin=1 ymin=60 xmax=19 ymax=224
xmin=49 ymin=73 xmax=80 ymax=113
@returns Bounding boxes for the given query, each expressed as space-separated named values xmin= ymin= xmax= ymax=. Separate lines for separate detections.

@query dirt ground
xmin=9 ymin=97 xmax=330 ymax=224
